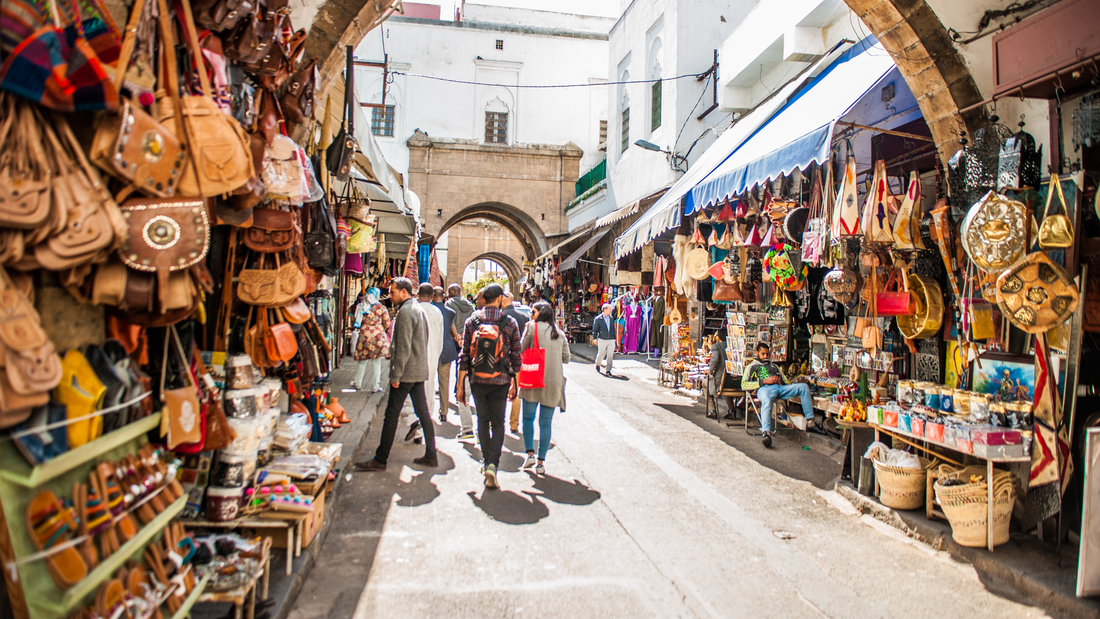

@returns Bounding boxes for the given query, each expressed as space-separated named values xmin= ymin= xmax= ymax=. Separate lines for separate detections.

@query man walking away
xmin=404 ymin=283 xmax=444 ymax=442
xmin=592 ymin=303 xmax=617 ymax=377
xmin=434 ymin=286 xmax=461 ymax=425
xmin=501 ymin=292 xmax=529 ymax=434
xmin=356 ymin=278 xmax=438 ymax=470
xmin=457 ymin=284 xmax=521 ymax=489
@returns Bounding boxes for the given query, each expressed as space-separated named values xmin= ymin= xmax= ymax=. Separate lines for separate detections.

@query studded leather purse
xmin=117 ymin=198 xmax=210 ymax=312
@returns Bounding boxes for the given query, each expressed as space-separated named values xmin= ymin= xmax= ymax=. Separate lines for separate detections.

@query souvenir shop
xmin=0 ymin=0 xmax=409 ymax=614
xmin=620 ymin=30 xmax=1099 ymax=580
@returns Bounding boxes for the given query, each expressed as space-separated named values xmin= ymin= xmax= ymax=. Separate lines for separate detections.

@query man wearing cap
xmin=592 ymin=303 xmax=617 ymax=377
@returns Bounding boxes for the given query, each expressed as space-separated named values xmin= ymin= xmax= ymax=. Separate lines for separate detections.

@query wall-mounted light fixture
xmin=635 ymin=139 xmax=687 ymax=172
xmin=437 ymin=208 xmax=443 ymax=217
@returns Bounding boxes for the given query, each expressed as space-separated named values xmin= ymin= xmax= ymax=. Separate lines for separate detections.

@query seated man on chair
xmin=741 ymin=342 xmax=826 ymax=448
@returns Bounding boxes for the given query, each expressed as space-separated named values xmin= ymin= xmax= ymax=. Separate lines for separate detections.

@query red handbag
xmin=517 ymin=324 xmax=546 ymax=389
xmin=876 ymin=270 xmax=912 ymax=316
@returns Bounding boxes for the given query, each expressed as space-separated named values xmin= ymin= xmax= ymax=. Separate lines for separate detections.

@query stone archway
xmin=465 ymin=252 xmax=524 ymax=287
xmin=843 ymin=0 xmax=987 ymax=165
xmin=438 ymin=203 xmax=549 ymax=263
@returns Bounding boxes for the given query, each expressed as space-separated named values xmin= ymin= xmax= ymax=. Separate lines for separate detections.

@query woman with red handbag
xmin=518 ymin=302 xmax=570 ymax=475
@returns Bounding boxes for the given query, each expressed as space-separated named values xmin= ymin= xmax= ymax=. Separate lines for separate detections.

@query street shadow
xmin=396 ymin=451 xmax=457 ymax=507
xmin=467 ymin=489 xmax=549 ymax=525
xmin=433 ymin=422 xmax=460 ymax=440
xmin=460 ymin=438 xmax=525 ymax=472
xmin=525 ymin=473 xmax=601 ymax=506
xmin=462 ymin=442 xmax=483 ymax=463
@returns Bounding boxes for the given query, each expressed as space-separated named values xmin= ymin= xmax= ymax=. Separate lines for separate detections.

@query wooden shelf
xmin=171 ymin=572 xmax=211 ymax=619
xmin=869 ymin=422 xmax=1032 ymax=464
xmin=26 ymin=495 xmax=186 ymax=618
xmin=0 ymin=414 xmax=161 ymax=488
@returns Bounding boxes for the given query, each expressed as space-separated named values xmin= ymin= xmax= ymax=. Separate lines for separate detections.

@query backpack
xmin=470 ymin=315 xmax=511 ymax=380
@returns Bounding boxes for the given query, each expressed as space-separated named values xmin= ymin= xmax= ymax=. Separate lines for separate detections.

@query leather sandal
xmin=72 ymin=482 xmax=99 ymax=569
xmin=94 ymin=578 xmax=125 ymax=617
xmin=26 ymin=490 xmax=88 ymax=589
xmin=96 ymin=463 xmax=139 ymax=541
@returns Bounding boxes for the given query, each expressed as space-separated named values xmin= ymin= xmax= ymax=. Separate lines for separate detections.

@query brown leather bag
xmin=0 ymin=270 xmax=62 ymax=402
xmin=243 ymin=306 xmax=273 ymax=368
xmin=244 ymin=209 xmax=296 ymax=252
xmin=238 ymin=254 xmax=279 ymax=306
xmin=264 ymin=310 xmax=298 ymax=363
xmin=160 ymin=0 xmax=253 ymax=198
xmin=117 ymin=198 xmax=210 ymax=310
xmin=161 ymin=326 xmax=201 ymax=449
xmin=250 ymin=29 xmax=306 ymax=86
xmin=281 ymin=58 xmax=317 ymax=124
xmin=0 ymin=102 xmax=52 ymax=229
xmin=193 ymin=0 xmax=252 ymax=32
xmin=224 ymin=0 xmax=282 ymax=66
xmin=203 ymin=396 xmax=236 ymax=451
xmin=280 ymin=297 xmax=311 ymax=324
xmin=272 ymin=258 xmax=306 ymax=307
xmin=712 ymin=279 xmax=742 ymax=302
xmin=89 ymin=0 xmax=187 ymax=198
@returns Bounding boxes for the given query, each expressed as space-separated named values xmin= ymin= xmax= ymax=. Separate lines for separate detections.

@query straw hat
xmin=685 ymin=246 xmax=711 ymax=280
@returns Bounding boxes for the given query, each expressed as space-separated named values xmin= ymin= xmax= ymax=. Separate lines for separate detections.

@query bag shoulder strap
xmin=160 ymin=325 xmax=195 ymax=399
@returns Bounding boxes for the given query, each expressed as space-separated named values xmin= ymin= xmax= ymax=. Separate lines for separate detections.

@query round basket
xmin=873 ymin=456 xmax=934 ymax=510
xmin=933 ymin=467 xmax=1015 ymax=547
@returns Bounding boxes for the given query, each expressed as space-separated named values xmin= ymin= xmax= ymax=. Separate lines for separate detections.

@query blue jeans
xmin=521 ymin=399 xmax=556 ymax=460
xmin=757 ymin=383 xmax=814 ymax=432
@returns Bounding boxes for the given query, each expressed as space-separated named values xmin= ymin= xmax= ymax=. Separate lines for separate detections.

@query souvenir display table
xmin=195 ymin=537 xmax=273 ymax=619
xmin=182 ymin=517 xmax=300 ymax=576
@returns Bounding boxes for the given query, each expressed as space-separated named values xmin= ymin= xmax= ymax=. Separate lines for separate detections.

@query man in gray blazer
xmin=357 ymin=277 xmax=438 ymax=470
xmin=592 ymin=303 xmax=617 ymax=377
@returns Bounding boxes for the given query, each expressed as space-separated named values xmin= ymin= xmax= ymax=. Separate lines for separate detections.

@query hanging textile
xmin=417 ymin=244 xmax=431 ymax=283
xmin=429 ymin=250 xmax=443 ymax=287
xmin=403 ymin=239 xmax=419 ymax=283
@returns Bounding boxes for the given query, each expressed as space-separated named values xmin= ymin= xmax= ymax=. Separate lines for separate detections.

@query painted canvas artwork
xmin=971 ymin=353 xmax=1035 ymax=401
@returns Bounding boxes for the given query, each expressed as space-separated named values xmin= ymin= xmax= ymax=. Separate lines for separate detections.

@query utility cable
xmin=386 ymin=70 xmax=707 ymax=88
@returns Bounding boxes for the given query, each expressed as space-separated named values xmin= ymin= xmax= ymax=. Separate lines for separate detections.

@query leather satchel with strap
xmin=160 ymin=325 xmax=201 ymax=449
xmin=88 ymin=0 xmax=188 ymax=198
xmin=244 ymin=208 xmax=296 ymax=252
xmin=116 ymin=197 xmax=210 ymax=312
xmin=159 ymin=0 xmax=253 ymax=198
xmin=281 ymin=58 xmax=318 ymax=124
xmin=0 ymin=268 xmax=62 ymax=427
xmin=263 ymin=309 xmax=297 ymax=364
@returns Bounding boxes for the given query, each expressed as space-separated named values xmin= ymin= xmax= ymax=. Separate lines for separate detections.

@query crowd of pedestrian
xmin=353 ymin=279 xmax=569 ymax=490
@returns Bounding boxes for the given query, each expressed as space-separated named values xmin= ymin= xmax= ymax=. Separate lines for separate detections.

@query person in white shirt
xmin=407 ymin=283 xmax=444 ymax=442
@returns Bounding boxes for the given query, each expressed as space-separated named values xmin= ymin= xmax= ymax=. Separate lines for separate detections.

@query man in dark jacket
xmin=591 ymin=303 xmax=616 ymax=377
xmin=356 ymin=277 xmax=438 ymax=470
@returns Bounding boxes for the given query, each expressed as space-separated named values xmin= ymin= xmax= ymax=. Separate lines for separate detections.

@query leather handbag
xmin=243 ymin=306 xmax=273 ymax=368
xmin=280 ymin=297 xmax=311 ymax=324
xmin=0 ymin=269 xmax=62 ymax=427
xmin=55 ymin=349 xmax=106 ymax=447
xmin=995 ymin=252 xmax=1079 ymax=334
xmin=238 ymin=254 xmax=279 ymax=305
xmin=223 ymin=0 xmax=284 ymax=66
xmin=304 ymin=200 xmax=336 ymax=273
xmin=712 ymin=278 xmax=742 ymax=302
xmin=281 ymin=58 xmax=318 ymax=124
xmin=193 ymin=0 xmax=253 ymax=32
xmin=160 ymin=325 xmax=202 ymax=449
xmin=1038 ymin=174 xmax=1074 ymax=249
xmin=263 ymin=135 xmax=308 ymax=200
xmin=227 ymin=132 xmax=267 ymax=212
xmin=326 ymin=49 xmax=357 ymax=182
xmin=875 ymin=271 xmax=912 ymax=316
xmin=244 ymin=208 xmax=296 ymax=252
xmin=88 ymin=0 xmax=186 ymax=198
xmin=271 ymin=258 xmax=307 ymax=307
xmin=0 ymin=101 xmax=52 ymax=230
xmin=117 ymin=197 xmax=210 ymax=310
xmin=263 ymin=310 xmax=298 ymax=363
xmin=159 ymin=0 xmax=253 ymax=198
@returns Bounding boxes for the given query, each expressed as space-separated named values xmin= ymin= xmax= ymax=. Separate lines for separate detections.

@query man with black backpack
xmin=456 ymin=283 xmax=522 ymax=489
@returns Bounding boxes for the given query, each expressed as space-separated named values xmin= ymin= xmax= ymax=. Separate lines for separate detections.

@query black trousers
xmin=374 ymin=381 xmax=436 ymax=464
xmin=471 ymin=382 xmax=509 ymax=467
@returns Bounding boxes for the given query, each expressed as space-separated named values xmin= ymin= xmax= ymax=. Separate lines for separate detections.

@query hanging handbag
xmin=193 ymin=0 xmax=253 ymax=32
xmin=0 ymin=268 xmax=62 ymax=426
xmin=326 ymin=49 xmax=357 ymax=182
xmin=1037 ymin=173 xmax=1074 ymax=249
xmin=263 ymin=310 xmax=298 ymax=363
xmin=0 ymin=100 xmax=52 ymax=230
xmin=875 ymin=270 xmax=912 ymax=316
xmin=891 ymin=171 xmax=922 ymax=250
xmin=271 ymin=257 xmax=306 ymax=307
xmin=281 ymin=58 xmax=318 ymax=125
xmin=238 ymin=254 xmax=278 ymax=305
xmin=116 ymin=197 xmax=210 ymax=311
xmin=517 ymin=323 xmax=546 ymax=389
xmin=88 ymin=0 xmax=187 ymax=197
xmin=801 ymin=165 xmax=828 ymax=265
xmin=304 ymin=200 xmax=336 ymax=273
xmin=862 ymin=160 xmax=894 ymax=244
xmin=55 ymin=349 xmax=106 ymax=447
xmin=160 ymin=325 xmax=201 ymax=449
xmin=263 ymin=134 xmax=308 ymax=200
xmin=223 ymin=0 xmax=283 ymax=66
xmin=160 ymin=0 xmax=252 ymax=198
xmin=244 ymin=208 xmax=297 ymax=252
xmin=280 ymin=297 xmax=311 ymax=324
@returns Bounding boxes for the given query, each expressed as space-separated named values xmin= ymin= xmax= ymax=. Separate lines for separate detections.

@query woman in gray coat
xmin=519 ymin=301 xmax=570 ymax=475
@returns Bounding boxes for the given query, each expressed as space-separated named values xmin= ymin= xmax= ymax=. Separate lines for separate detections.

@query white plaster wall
xmin=462 ymin=4 xmax=616 ymax=33
xmin=566 ymin=185 xmax=609 ymax=231
xmin=920 ymin=0 xmax=1052 ymax=167
xmin=606 ymin=0 xmax=760 ymax=210
xmin=354 ymin=12 xmax=610 ymax=176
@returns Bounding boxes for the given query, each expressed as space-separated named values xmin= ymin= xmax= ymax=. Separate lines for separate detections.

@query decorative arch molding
xmin=466 ymin=252 xmax=524 ymax=287
xmin=438 ymin=202 xmax=549 ymax=263
xmin=843 ymin=0 xmax=987 ymax=165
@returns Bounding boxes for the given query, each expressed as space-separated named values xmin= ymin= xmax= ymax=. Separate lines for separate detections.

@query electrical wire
xmin=386 ymin=70 xmax=706 ymax=88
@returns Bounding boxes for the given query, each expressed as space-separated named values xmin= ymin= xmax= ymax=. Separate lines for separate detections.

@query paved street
xmin=288 ymin=357 xmax=1047 ymax=619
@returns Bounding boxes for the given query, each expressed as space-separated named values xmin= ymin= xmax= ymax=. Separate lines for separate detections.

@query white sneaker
xmin=523 ymin=454 xmax=537 ymax=469
xmin=535 ymin=462 xmax=545 ymax=475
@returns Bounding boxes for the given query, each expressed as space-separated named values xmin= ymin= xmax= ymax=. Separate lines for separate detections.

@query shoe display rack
xmin=0 ymin=413 xmax=205 ymax=619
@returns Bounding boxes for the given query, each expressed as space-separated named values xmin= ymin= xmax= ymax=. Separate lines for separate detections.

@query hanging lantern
xmin=823 ymin=263 xmax=864 ymax=305
xmin=997 ymin=120 xmax=1042 ymax=191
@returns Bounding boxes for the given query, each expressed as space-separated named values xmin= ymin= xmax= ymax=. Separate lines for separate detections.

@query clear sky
xmin=436 ymin=0 xmax=623 ymax=19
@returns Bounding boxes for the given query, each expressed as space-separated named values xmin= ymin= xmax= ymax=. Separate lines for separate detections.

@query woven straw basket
xmin=873 ymin=456 xmax=935 ymax=510
xmin=933 ymin=465 xmax=1015 ymax=547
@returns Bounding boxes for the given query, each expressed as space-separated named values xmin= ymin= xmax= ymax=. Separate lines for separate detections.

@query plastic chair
xmin=743 ymin=387 xmax=789 ymax=436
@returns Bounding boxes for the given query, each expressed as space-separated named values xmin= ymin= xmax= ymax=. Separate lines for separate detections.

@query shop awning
xmin=558 ymin=229 xmax=610 ymax=271
xmin=613 ymin=41 xmax=852 ymax=259
xmin=595 ymin=186 xmax=670 ymax=229
xmin=536 ymin=224 xmax=594 ymax=262
xmin=690 ymin=40 xmax=897 ymax=209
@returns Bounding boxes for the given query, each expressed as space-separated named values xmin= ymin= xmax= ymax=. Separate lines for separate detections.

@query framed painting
xmin=771 ymin=326 xmax=789 ymax=361
xmin=970 ymin=352 xmax=1035 ymax=400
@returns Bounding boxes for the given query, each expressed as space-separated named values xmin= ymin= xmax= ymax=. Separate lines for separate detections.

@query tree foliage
xmin=462 ymin=273 xmax=509 ymax=298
